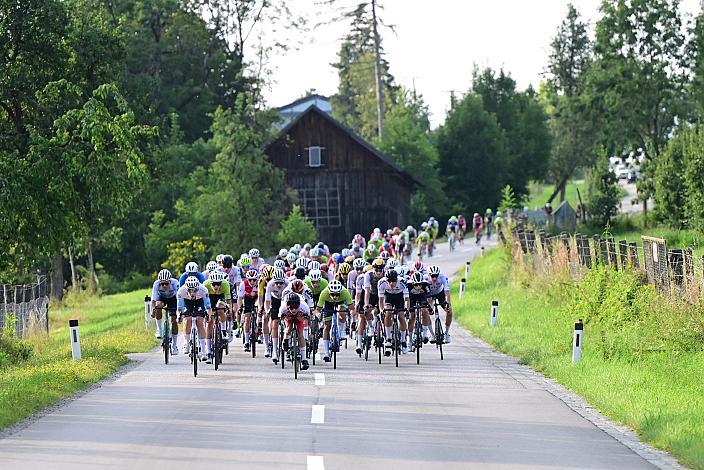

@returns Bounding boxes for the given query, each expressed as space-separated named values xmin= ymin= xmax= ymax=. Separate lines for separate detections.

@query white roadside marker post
xmin=69 ymin=319 xmax=82 ymax=360
xmin=459 ymin=278 xmax=466 ymax=298
xmin=465 ymin=261 xmax=470 ymax=278
xmin=481 ymin=246 xmax=485 ymax=256
xmin=144 ymin=295 xmax=152 ymax=329
xmin=572 ymin=319 xmax=583 ymax=363
xmin=490 ymin=300 xmax=498 ymax=326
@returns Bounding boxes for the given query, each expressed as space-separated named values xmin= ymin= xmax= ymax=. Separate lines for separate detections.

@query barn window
xmin=297 ymin=187 xmax=341 ymax=228
xmin=306 ymin=146 xmax=324 ymax=167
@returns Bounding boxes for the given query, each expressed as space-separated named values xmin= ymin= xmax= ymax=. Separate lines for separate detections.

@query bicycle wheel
xmin=163 ymin=317 xmax=170 ymax=365
xmin=393 ymin=320 xmax=399 ymax=368
xmin=293 ymin=330 xmax=299 ymax=379
xmin=377 ymin=329 xmax=382 ymax=365
xmin=364 ymin=334 xmax=369 ymax=361
xmin=415 ymin=322 xmax=422 ymax=365
xmin=435 ymin=316 xmax=444 ymax=361
xmin=331 ymin=324 xmax=338 ymax=370
xmin=250 ymin=320 xmax=257 ymax=358
xmin=214 ymin=327 xmax=221 ymax=370
xmin=192 ymin=328 xmax=198 ymax=377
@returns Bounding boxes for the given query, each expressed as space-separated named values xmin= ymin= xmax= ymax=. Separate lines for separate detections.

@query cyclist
xmin=151 ymin=269 xmax=179 ymax=350
xmin=335 ymin=262 xmax=351 ymax=286
xmin=203 ymin=260 xmax=218 ymax=280
xmin=316 ymin=280 xmax=352 ymax=362
xmin=363 ymin=258 xmax=385 ymax=338
xmin=305 ymin=268 xmax=328 ymax=305
xmin=484 ymin=209 xmax=494 ymax=239
xmin=179 ymin=261 xmax=204 ymax=286
xmin=219 ymin=255 xmax=242 ymax=336
xmin=264 ymin=268 xmax=288 ymax=359
xmin=428 ymin=217 xmax=439 ymax=256
xmin=378 ymin=268 xmax=410 ymax=355
xmin=249 ymin=248 xmax=263 ymax=271
xmin=240 ymin=268 xmax=260 ymax=352
xmin=427 ymin=265 xmax=453 ymax=343
xmin=473 ymin=212 xmax=484 ymax=244
xmin=280 ymin=293 xmax=310 ymax=370
xmin=494 ymin=210 xmax=506 ymax=243
xmin=177 ymin=276 xmax=211 ymax=362
xmin=416 ymin=230 xmax=430 ymax=259
xmin=407 ymin=271 xmax=432 ymax=349
xmin=364 ymin=243 xmax=377 ymax=263
xmin=204 ymin=270 xmax=232 ymax=344
xmin=446 ymin=216 xmax=459 ymax=249
xmin=457 ymin=214 xmax=467 ymax=242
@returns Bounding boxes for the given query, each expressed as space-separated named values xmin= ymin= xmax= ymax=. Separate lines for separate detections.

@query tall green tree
xmin=436 ymin=94 xmax=510 ymax=215
xmin=587 ymin=0 xmax=689 ymax=213
xmin=471 ymin=68 xmax=551 ymax=199
xmin=378 ymin=88 xmax=445 ymax=220
xmin=544 ymin=3 xmax=596 ymax=202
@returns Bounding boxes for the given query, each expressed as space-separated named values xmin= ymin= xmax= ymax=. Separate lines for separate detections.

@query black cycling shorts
xmin=180 ymin=298 xmax=207 ymax=319
xmin=431 ymin=292 xmax=448 ymax=309
xmin=243 ymin=296 xmax=257 ymax=313
xmin=155 ymin=295 xmax=177 ymax=315
xmin=409 ymin=293 xmax=430 ymax=309
xmin=269 ymin=297 xmax=282 ymax=320
xmin=383 ymin=292 xmax=405 ymax=311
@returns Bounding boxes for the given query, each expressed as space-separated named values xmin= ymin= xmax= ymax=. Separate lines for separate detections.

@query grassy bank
xmin=0 ymin=290 xmax=156 ymax=430
xmin=452 ymin=248 xmax=704 ymax=469
xmin=526 ymin=180 xmax=587 ymax=210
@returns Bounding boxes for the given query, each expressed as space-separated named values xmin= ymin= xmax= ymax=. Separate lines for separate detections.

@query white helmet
xmin=293 ymin=243 xmax=302 ymax=252
xmin=206 ymin=261 xmax=217 ymax=272
xmin=157 ymin=269 xmax=171 ymax=281
xmin=406 ymin=225 xmax=413 ymax=232
xmin=278 ymin=248 xmax=288 ymax=258
xmin=249 ymin=248 xmax=260 ymax=259
xmin=428 ymin=265 xmax=441 ymax=276
xmin=341 ymin=248 xmax=351 ymax=257
xmin=398 ymin=265 xmax=409 ymax=276
xmin=216 ymin=254 xmax=224 ymax=263
xmin=272 ymin=269 xmax=286 ymax=282
xmin=274 ymin=259 xmax=286 ymax=269
xmin=286 ymin=252 xmax=297 ymax=263
xmin=185 ymin=276 xmax=200 ymax=289
xmin=295 ymin=257 xmax=309 ymax=268
xmin=309 ymin=260 xmax=321 ymax=272
xmin=386 ymin=258 xmax=398 ymax=269
xmin=328 ymin=280 xmax=343 ymax=294
xmin=308 ymin=269 xmax=322 ymax=282
xmin=353 ymin=258 xmax=366 ymax=269
xmin=185 ymin=261 xmax=198 ymax=273
xmin=209 ymin=271 xmax=226 ymax=283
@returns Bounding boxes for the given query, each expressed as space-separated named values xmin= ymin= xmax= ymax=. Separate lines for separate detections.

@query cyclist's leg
xmin=383 ymin=305 xmax=394 ymax=354
xmin=270 ymin=308 xmax=281 ymax=362
xmin=182 ymin=314 xmax=192 ymax=352
xmin=196 ymin=313 xmax=209 ymax=358
xmin=153 ymin=302 xmax=164 ymax=337
xmin=322 ymin=310 xmax=332 ymax=360
xmin=421 ymin=306 xmax=431 ymax=342
xmin=262 ymin=310 xmax=271 ymax=355
xmin=297 ymin=317 xmax=308 ymax=368
xmin=242 ymin=306 xmax=253 ymax=351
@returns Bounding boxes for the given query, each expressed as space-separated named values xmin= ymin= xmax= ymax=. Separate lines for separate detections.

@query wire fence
xmin=0 ymin=276 xmax=49 ymax=338
xmin=511 ymin=228 xmax=704 ymax=301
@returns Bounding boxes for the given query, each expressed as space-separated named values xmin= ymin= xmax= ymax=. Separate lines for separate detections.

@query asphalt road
xmin=0 ymin=237 xmax=660 ymax=470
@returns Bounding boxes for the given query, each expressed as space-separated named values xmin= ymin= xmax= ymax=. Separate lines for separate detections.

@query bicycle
xmin=369 ymin=306 xmax=384 ymax=364
xmin=158 ymin=306 xmax=176 ymax=365
xmin=308 ymin=314 xmax=320 ymax=365
xmin=410 ymin=304 xmax=427 ymax=365
xmin=430 ymin=299 xmax=445 ymax=361
xmin=248 ymin=308 xmax=259 ymax=358
xmin=181 ymin=307 xmax=202 ymax=377
xmin=281 ymin=317 xmax=302 ymax=379
xmin=330 ymin=304 xmax=348 ymax=370
xmin=211 ymin=306 xmax=228 ymax=370
xmin=384 ymin=306 xmax=404 ymax=368
xmin=448 ymin=231 xmax=456 ymax=252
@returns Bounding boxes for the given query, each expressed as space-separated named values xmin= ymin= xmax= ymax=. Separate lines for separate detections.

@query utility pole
xmin=371 ymin=0 xmax=384 ymax=140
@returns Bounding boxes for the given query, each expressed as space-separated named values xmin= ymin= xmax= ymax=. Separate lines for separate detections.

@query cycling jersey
xmin=265 ymin=278 xmax=289 ymax=302
xmin=408 ymin=281 xmax=432 ymax=306
xmin=176 ymin=284 xmax=211 ymax=310
xmin=178 ymin=272 xmax=205 ymax=286
xmin=281 ymin=285 xmax=314 ymax=308
xmin=378 ymin=278 xmax=409 ymax=297
xmin=427 ymin=273 xmax=450 ymax=295
xmin=257 ymin=277 xmax=273 ymax=298
xmin=363 ymin=271 xmax=383 ymax=295
xmin=347 ymin=270 xmax=358 ymax=292
xmin=317 ymin=287 xmax=353 ymax=310
xmin=151 ymin=279 xmax=179 ymax=301
xmin=217 ymin=267 xmax=242 ymax=291
xmin=304 ymin=277 xmax=329 ymax=297
xmin=204 ymin=279 xmax=232 ymax=300
xmin=278 ymin=299 xmax=310 ymax=318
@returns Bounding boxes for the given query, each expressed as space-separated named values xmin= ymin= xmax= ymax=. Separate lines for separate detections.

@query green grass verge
xmin=0 ymin=290 xmax=157 ymax=431
xmin=452 ymin=248 xmax=704 ymax=469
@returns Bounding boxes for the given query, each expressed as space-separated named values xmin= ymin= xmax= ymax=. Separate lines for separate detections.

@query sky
xmin=258 ymin=0 xmax=700 ymax=128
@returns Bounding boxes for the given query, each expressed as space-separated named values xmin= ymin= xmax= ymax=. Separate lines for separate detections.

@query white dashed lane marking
xmin=314 ymin=373 xmax=325 ymax=386
xmin=307 ymin=456 xmax=325 ymax=470
xmin=311 ymin=405 xmax=325 ymax=424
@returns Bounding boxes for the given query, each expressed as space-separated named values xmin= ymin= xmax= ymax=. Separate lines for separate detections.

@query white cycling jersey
xmin=426 ymin=273 xmax=450 ymax=295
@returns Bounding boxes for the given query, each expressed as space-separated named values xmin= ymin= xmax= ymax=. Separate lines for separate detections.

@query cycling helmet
xmin=222 ymin=255 xmax=234 ymax=268
xmin=286 ymin=252 xmax=297 ymax=263
xmin=386 ymin=229 xmax=393 ymax=237
xmin=421 ymin=222 xmax=428 ymax=229
xmin=185 ymin=261 xmax=198 ymax=273
xmin=372 ymin=259 xmax=385 ymax=270
xmin=262 ymin=265 xmax=275 ymax=280
xmin=328 ymin=280 xmax=343 ymax=294
xmin=216 ymin=254 xmax=224 ymax=264
xmin=295 ymin=257 xmax=309 ymax=268
xmin=309 ymin=269 xmax=322 ymax=282
xmin=380 ymin=251 xmax=390 ymax=260
xmin=249 ymin=248 xmax=260 ymax=259
xmin=386 ymin=258 xmax=398 ymax=269
xmin=303 ymin=243 xmax=312 ymax=250
xmin=367 ymin=244 xmax=376 ymax=254
xmin=274 ymin=259 xmax=286 ymax=269
xmin=185 ymin=276 xmax=200 ymax=289
xmin=450 ymin=216 xmax=457 ymax=222
xmin=398 ymin=265 xmax=409 ymax=276
xmin=382 ymin=242 xmax=390 ymax=251
xmin=245 ymin=269 xmax=259 ymax=280
xmin=413 ymin=261 xmax=425 ymax=272
xmin=238 ymin=255 xmax=251 ymax=268
xmin=157 ymin=269 xmax=171 ymax=281
xmin=353 ymin=258 xmax=366 ymax=269
xmin=386 ymin=269 xmax=399 ymax=282
xmin=393 ymin=227 xmax=400 ymax=235
xmin=272 ymin=268 xmax=286 ymax=282
xmin=363 ymin=265 xmax=373 ymax=273
xmin=341 ymin=249 xmax=351 ymax=258
xmin=373 ymin=227 xmax=381 ymax=234
xmin=496 ymin=210 xmax=502 ymax=216
xmin=309 ymin=260 xmax=321 ymax=272
xmin=370 ymin=234 xmax=379 ymax=242
xmin=428 ymin=265 xmax=441 ymax=276
xmin=286 ymin=292 xmax=301 ymax=307
xmin=290 ymin=279 xmax=305 ymax=293
xmin=332 ymin=253 xmax=343 ymax=264
xmin=338 ymin=263 xmax=351 ymax=275
xmin=206 ymin=261 xmax=218 ymax=272
xmin=344 ymin=255 xmax=355 ymax=264
xmin=429 ymin=216 xmax=436 ymax=222
xmin=486 ymin=208 xmax=492 ymax=214
xmin=411 ymin=271 xmax=425 ymax=284
xmin=294 ymin=267 xmax=306 ymax=280
xmin=406 ymin=225 xmax=414 ymax=232
xmin=209 ymin=271 xmax=226 ymax=283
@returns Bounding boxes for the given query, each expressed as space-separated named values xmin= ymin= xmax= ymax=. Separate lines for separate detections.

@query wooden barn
xmin=265 ymin=96 xmax=419 ymax=249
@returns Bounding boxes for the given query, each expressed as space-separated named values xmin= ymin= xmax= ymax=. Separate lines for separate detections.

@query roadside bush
xmin=0 ymin=333 xmax=33 ymax=369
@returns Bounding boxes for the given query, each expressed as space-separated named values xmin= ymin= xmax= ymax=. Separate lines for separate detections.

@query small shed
xmin=554 ymin=201 xmax=577 ymax=232
xmin=265 ymin=99 xmax=419 ymax=249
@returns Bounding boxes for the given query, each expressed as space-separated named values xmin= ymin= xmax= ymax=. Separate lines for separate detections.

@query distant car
xmin=614 ymin=164 xmax=629 ymax=180
xmin=627 ymin=170 xmax=637 ymax=183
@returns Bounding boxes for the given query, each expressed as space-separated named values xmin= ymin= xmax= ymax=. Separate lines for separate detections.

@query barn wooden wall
xmin=266 ymin=108 xmax=413 ymax=249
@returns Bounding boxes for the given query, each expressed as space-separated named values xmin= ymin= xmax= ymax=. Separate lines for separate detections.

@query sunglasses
xmin=212 ymin=282 xmax=222 ymax=287
xmin=274 ymin=281 xmax=284 ymax=286
xmin=430 ymin=274 xmax=439 ymax=279
xmin=160 ymin=281 xmax=169 ymax=287
xmin=330 ymin=293 xmax=340 ymax=297
xmin=187 ymin=287 xmax=198 ymax=293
